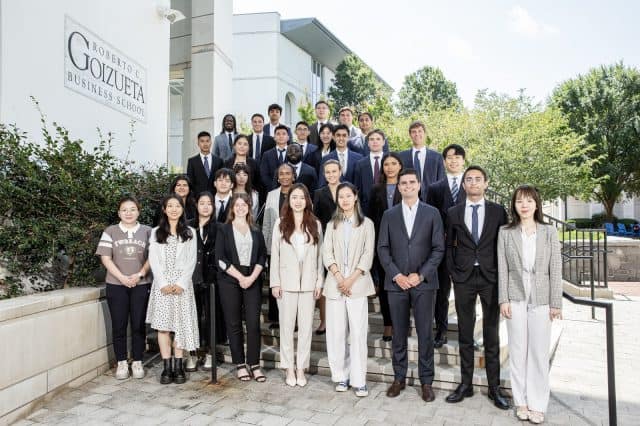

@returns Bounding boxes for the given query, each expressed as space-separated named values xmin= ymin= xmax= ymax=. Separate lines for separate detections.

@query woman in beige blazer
xmin=323 ymin=182 xmax=376 ymax=398
xmin=270 ymin=183 xmax=324 ymax=387
xmin=498 ymin=185 xmax=562 ymax=424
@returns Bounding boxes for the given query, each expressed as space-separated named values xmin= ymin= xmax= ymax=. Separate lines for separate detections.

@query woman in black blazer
xmin=224 ymin=134 xmax=262 ymax=193
xmin=367 ymin=152 xmax=403 ymax=342
xmin=215 ymin=193 xmax=268 ymax=382
xmin=308 ymin=123 xmax=335 ymax=175
xmin=313 ymin=159 xmax=342 ymax=232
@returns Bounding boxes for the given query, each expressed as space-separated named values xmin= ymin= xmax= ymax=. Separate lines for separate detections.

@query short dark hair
xmin=214 ymin=167 xmax=236 ymax=185
xmin=508 ymin=185 xmax=545 ymax=228
xmin=315 ymin=100 xmax=330 ymax=109
xmin=233 ymin=134 xmax=249 ymax=145
xmin=408 ymin=120 xmax=426 ymax=132
xmin=268 ymin=103 xmax=282 ymax=113
xmin=442 ymin=143 xmax=466 ymax=159
xmin=333 ymin=124 xmax=350 ymax=135
xmin=462 ymin=165 xmax=488 ymax=182
xmin=295 ymin=121 xmax=309 ymax=129
xmin=367 ymin=129 xmax=386 ymax=140
xmin=274 ymin=125 xmax=290 ymax=135
xmin=358 ymin=112 xmax=373 ymax=121
xmin=118 ymin=195 xmax=141 ymax=211
xmin=338 ymin=107 xmax=353 ymax=115
xmin=197 ymin=131 xmax=211 ymax=140
xmin=251 ymin=113 xmax=264 ymax=121
xmin=398 ymin=168 xmax=421 ymax=183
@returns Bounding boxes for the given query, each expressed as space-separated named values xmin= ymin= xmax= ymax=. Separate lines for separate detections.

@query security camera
xmin=158 ymin=8 xmax=186 ymax=24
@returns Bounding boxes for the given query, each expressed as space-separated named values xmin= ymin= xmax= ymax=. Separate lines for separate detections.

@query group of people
xmin=96 ymin=101 xmax=563 ymax=424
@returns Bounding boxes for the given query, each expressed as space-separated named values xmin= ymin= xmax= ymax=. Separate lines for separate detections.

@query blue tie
xmin=451 ymin=177 xmax=459 ymax=202
xmin=413 ymin=150 xmax=422 ymax=178
xmin=255 ymin=135 xmax=261 ymax=160
xmin=278 ymin=149 xmax=286 ymax=164
xmin=203 ymin=156 xmax=210 ymax=178
xmin=471 ymin=204 xmax=480 ymax=244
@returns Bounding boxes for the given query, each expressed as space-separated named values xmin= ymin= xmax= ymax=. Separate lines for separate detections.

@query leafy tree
xmin=328 ymin=54 xmax=392 ymax=115
xmin=551 ymin=63 xmax=640 ymax=220
xmin=397 ymin=66 xmax=462 ymax=116
xmin=297 ymin=93 xmax=317 ymax=125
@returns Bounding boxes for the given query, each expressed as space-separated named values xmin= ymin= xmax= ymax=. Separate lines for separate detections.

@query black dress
xmin=313 ymin=186 xmax=337 ymax=233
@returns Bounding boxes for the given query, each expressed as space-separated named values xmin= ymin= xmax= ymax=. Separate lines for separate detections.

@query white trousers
xmin=277 ymin=291 xmax=315 ymax=369
xmin=507 ymin=300 xmax=551 ymax=412
xmin=326 ymin=296 xmax=369 ymax=388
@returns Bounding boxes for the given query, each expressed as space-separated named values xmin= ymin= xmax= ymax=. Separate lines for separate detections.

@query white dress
xmin=146 ymin=235 xmax=200 ymax=351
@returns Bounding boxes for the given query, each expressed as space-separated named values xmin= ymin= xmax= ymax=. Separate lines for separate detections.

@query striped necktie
xmin=451 ymin=177 xmax=459 ymax=202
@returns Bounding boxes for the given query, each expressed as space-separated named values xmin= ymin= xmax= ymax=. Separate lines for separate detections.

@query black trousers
xmin=434 ymin=261 xmax=452 ymax=335
xmin=105 ymin=283 xmax=150 ymax=362
xmin=194 ymin=284 xmax=211 ymax=349
xmin=388 ymin=287 xmax=436 ymax=385
xmin=372 ymin=257 xmax=392 ymax=327
xmin=453 ymin=267 xmax=501 ymax=387
xmin=218 ymin=266 xmax=262 ymax=365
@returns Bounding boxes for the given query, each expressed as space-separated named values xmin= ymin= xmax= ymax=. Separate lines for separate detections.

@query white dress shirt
xmin=215 ymin=193 xmax=231 ymax=214
xmin=269 ymin=122 xmax=281 ymax=137
xmin=336 ymin=148 xmax=349 ymax=175
xmin=369 ymin=152 xmax=383 ymax=178
xmin=401 ymin=200 xmax=419 ymax=237
xmin=252 ymin=133 xmax=264 ymax=157
xmin=447 ymin=173 xmax=463 ymax=191
xmin=200 ymin=153 xmax=213 ymax=169
xmin=521 ymin=228 xmax=538 ymax=303
xmin=464 ymin=198 xmax=486 ymax=239
xmin=298 ymin=141 xmax=308 ymax=156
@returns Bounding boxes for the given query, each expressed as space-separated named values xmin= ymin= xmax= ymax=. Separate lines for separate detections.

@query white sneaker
xmin=185 ymin=354 xmax=197 ymax=372
xmin=202 ymin=354 xmax=213 ymax=371
xmin=115 ymin=360 xmax=129 ymax=380
xmin=131 ymin=361 xmax=145 ymax=379
xmin=335 ymin=381 xmax=349 ymax=392
xmin=354 ymin=385 xmax=369 ymax=397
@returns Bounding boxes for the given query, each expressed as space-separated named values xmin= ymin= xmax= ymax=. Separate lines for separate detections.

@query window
xmin=311 ymin=60 xmax=324 ymax=104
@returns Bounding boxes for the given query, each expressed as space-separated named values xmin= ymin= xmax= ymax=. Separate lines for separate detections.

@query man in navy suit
xmin=259 ymin=124 xmax=290 ymax=192
xmin=293 ymin=121 xmax=318 ymax=166
xmin=398 ymin=121 xmax=445 ymax=201
xmin=426 ymin=144 xmax=467 ymax=348
xmin=262 ymin=103 xmax=292 ymax=141
xmin=186 ymin=131 xmax=224 ymax=195
xmin=377 ymin=168 xmax=444 ymax=403
xmin=353 ymin=129 xmax=386 ymax=215
xmin=348 ymin=112 xmax=390 ymax=156
xmin=308 ymin=100 xmax=332 ymax=147
xmin=247 ymin=113 xmax=275 ymax=162
xmin=318 ymin=124 xmax=362 ymax=186
xmin=285 ymin=143 xmax=318 ymax=192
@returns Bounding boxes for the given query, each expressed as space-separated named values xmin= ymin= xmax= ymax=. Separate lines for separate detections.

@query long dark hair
xmin=316 ymin=123 xmax=336 ymax=151
xmin=279 ymin=183 xmax=320 ymax=245
xmin=170 ymin=174 xmax=196 ymax=212
xmin=156 ymin=194 xmax=194 ymax=243
xmin=379 ymin=152 xmax=404 ymax=184
xmin=195 ymin=191 xmax=215 ymax=227
xmin=331 ymin=182 xmax=364 ymax=229
xmin=233 ymin=163 xmax=254 ymax=194
xmin=225 ymin=192 xmax=255 ymax=227
xmin=507 ymin=185 xmax=546 ymax=228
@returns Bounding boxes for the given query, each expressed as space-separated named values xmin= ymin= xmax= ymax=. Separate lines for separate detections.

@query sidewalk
xmin=14 ymin=295 xmax=639 ymax=425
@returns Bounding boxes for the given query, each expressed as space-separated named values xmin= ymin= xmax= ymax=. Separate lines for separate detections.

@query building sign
xmin=64 ymin=16 xmax=147 ymax=122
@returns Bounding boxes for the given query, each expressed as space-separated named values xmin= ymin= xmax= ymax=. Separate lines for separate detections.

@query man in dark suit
xmin=377 ymin=168 xmax=445 ymax=403
xmin=262 ymin=103 xmax=292 ymax=141
xmin=285 ymin=143 xmax=318 ymax=192
xmin=445 ymin=165 xmax=510 ymax=409
xmin=308 ymin=100 xmax=332 ymax=147
xmin=259 ymin=125 xmax=290 ymax=192
xmin=353 ymin=129 xmax=386 ymax=215
xmin=186 ymin=131 xmax=224 ymax=195
xmin=293 ymin=121 xmax=318 ymax=166
xmin=319 ymin=124 xmax=362 ymax=186
xmin=426 ymin=144 xmax=467 ymax=348
xmin=398 ymin=121 xmax=445 ymax=201
xmin=348 ymin=112 xmax=390 ymax=156
xmin=213 ymin=168 xmax=235 ymax=223
xmin=247 ymin=113 xmax=275 ymax=162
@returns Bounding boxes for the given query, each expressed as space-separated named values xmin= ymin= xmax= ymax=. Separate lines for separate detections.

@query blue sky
xmin=234 ymin=0 xmax=640 ymax=108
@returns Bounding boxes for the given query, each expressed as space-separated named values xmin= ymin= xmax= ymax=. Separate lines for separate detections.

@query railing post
xmin=589 ymin=232 xmax=595 ymax=319
xmin=606 ymin=304 xmax=617 ymax=426
xmin=603 ymin=231 xmax=609 ymax=289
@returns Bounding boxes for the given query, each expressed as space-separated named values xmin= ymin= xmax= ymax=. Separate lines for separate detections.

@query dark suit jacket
xmin=445 ymin=200 xmax=508 ymax=284
xmin=299 ymin=142 xmax=318 ymax=166
xmin=377 ymin=202 xmax=445 ymax=291
xmin=348 ymin=135 xmax=390 ymax=156
xmin=313 ymin=186 xmax=337 ymax=232
xmin=292 ymin=162 xmax=318 ymax=193
xmin=426 ymin=177 xmax=466 ymax=226
xmin=353 ymin=155 xmax=385 ymax=215
xmin=367 ymin=184 xmax=401 ymax=245
xmin=215 ymin=224 xmax=267 ymax=284
xmin=319 ymin=149 xmax=363 ymax=186
xmin=247 ymin=133 xmax=275 ymax=161
xmin=186 ymin=153 xmax=224 ymax=195
xmin=259 ymin=146 xmax=288 ymax=192
xmin=308 ymin=147 xmax=334 ymax=176
xmin=224 ymin=156 xmax=262 ymax=193
xmin=187 ymin=219 xmax=218 ymax=285
xmin=398 ymin=148 xmax=445 ymax=201
xmin=262 ymin=123 xmax=292 ymax=142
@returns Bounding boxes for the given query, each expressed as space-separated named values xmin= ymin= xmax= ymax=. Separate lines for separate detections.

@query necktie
xmin=255 ymin=135 xmax=261 ymax=160
xmin=217 ymin=200 xmax=225 ymax=223
xmin=413 ymin=150 xmax=422 ymax=179
xmin=451 ymin=177 xmax=459 ymax=202
xmin=293 ymin=166 xmax=298 ymax=179
xmin=471 ymin=204 xmax=480 ymax=244
xmin=203 ymin=156 xmax=210 ymax=178
xmin=339 ymin=152 xmax=346 ymax=175
xmin=373 ymin=156 xmax=380 ymax=183
xmin=228 ymin=133 xmax=233 ymax=149
xmin=278 ymin=149 xmax=285 ymax=164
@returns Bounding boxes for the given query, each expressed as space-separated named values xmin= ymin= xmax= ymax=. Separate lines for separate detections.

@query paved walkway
xmin=14 ymin=295 xmax=640 ymax=425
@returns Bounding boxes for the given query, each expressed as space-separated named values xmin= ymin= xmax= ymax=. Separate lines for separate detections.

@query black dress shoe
xmin=382 ymin=335 xmax=392 ymax=342
xmin=445 ymin=383 xmax=474 ymax=403
xmin=488 ymin=386 xmax=511 ymax=410
xmin=315 ymin=328 xmax=326 ymax=336
xmin=173 ymin=358 xmax=186 ymax=384
xmin=386 ymin=380 xmax=406 ymax=397
xmin=160 ymin=358 xmax=173 ymax=384
xmin=433 ymin=332 xmax=447 ymax=348
xmin=269 ymin=323 xmax=279 ymax=330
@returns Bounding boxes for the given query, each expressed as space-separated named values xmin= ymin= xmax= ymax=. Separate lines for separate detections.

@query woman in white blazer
xmin=323 ymin=182 xmax=376 ymax=397
xmin=270 ymin=183 xmax=324 ymax=387
xmin=146 ymin=194 xmax=199 ymax=385
xmin=498 ymin=185 xmax=563 ymax=424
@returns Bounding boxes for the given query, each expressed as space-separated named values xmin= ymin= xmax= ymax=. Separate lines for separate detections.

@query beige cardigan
xmin=322 ymin=217 xmax=376 ymax=299
xmin=269 ymin=219 xmax=324 ymax=292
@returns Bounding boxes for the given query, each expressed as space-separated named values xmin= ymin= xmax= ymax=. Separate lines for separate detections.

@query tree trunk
xmin=602 ymin=197 xmax=616 ymax=222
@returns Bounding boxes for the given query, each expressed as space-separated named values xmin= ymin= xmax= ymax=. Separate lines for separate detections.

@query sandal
xmin=250 ymin=364 xmax=266 ymax=382
xmin=236 ymin=364 xmax=252 ymax=381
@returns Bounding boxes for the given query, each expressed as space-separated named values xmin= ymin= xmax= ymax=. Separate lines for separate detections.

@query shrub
xmin=591 ymin=212 xmax=617 ymax=227
xmin=617 ymin=218 xmax=639 ymax=226
xmin=0 ymin=115 xmax=172 ymax=298
xmin=567 ymin=218 xmax=596 ymax=229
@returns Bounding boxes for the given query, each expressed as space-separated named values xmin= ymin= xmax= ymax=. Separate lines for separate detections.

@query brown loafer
xmin=421 ymin=384 xmax=435 ymax=402
xmin=386 ymin=380 xmax=406 ymax=397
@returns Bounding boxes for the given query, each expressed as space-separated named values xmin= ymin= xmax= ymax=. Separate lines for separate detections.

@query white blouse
xmin=292 ymin=231 xmax=306 ymax=264
xmin=233 ymin=227 xmax=253 ymax=267
xmin=521 ymin=229 xmax=537 ymax=303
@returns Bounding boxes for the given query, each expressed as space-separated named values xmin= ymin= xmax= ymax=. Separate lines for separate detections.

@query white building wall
xmin=277 ymin=34 xmax=312 ymax=127
xmin=0 ymin=0 xmax=169 ymax=165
